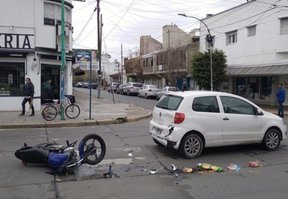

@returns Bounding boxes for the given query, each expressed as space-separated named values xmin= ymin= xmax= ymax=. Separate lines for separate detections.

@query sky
xmin=72 ymin=0 xmax=247 ymax=61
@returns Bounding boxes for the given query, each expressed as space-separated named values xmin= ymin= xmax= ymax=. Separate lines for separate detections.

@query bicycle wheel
xmin=42 ymin=105 xmax=57 ymax=121
xmin=65 ymin=104 xmax=80 ymax=119
xmin=78 ymin=134 xmax=106 ymax=165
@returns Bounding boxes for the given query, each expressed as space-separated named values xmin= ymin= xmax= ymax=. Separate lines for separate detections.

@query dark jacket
xmin=24 ymin=82 xmax=34 ymax=97
xmin=276 ymin=87 xmax=286 ymax=103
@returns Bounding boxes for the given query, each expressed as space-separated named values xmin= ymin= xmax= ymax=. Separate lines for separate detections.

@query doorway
xmin=41 ymin=64 xmax=60 ymax=103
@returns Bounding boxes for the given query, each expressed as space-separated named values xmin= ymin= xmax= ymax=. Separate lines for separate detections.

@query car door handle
xmin=223 ymin=117 xmax=229 ymax=120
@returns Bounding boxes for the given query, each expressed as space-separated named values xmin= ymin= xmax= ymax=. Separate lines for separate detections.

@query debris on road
xmin=248 ymin=160 xmax=261 ymax=168
xmin=227 ymin=163 xmax=241 ymax=171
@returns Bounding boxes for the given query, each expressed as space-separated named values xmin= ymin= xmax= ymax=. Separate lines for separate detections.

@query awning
xmin=228 ymin=65 xmax=288 ymax=76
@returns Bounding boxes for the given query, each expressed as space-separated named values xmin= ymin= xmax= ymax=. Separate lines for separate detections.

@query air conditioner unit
xmin=158 ymin=65 xmax=163 ymax=71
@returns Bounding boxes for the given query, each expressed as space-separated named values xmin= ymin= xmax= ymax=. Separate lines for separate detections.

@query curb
xmin=0 ymin=112 xmax=152 ymax=129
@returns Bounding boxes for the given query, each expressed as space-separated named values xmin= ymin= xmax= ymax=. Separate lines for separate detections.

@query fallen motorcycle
xmin=15 ymin=134 xmax=106 ymax=175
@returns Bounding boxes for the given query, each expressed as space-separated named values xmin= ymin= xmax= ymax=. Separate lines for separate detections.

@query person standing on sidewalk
xmin=19 ymin=78 xmax=35 ymax=116
xmin=276 ymin=83 xmax=286 ymax=118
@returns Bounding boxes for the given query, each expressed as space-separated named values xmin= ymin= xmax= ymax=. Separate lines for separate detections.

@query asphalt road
xmin=1 ymin=89 xmax=288 ymax=199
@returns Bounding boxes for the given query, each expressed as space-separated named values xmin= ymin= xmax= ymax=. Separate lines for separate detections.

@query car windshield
xmin=156 ymin=95 xmax=183 ymax=110
xmin=133 ymin=83 xmax=142 ymax=87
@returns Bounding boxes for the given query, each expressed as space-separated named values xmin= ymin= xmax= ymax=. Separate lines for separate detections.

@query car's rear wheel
xmin=180 ymin=134 xmax=203 ymax=159
xmin=263 ymin=128 xmax=281 ymax=151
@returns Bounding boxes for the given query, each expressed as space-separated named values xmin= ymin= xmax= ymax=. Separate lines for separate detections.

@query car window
xmin=220 ymin=96 xmax=254 ymax=115
xmin=133 ymin=83 xmax=142 ymax=87
xmin=156 ymin=95 xmax=183 ymax=110
xmin=192 ymin=96 xmax=219 ymax=113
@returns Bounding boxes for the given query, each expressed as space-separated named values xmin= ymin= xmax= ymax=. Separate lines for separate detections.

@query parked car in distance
xmin=122 ymin=82 xmax=143 ymax=96
xmin=88 ymin=82 xmax=98 ymax=89
xmin=156 ymin=86 xmax=179 ymax=100
xmin=76 ymin=82 xmax=84 ymax=88
xmin=150 ymin=91 xmax=287 ymax=159
xmin=82 ymin=81 xmax=89 ymax=88
xmin=107 ymin=82 xmax=121 ymax=93
xmin=116 ymin=84 xmax=125 ymax=94
xmin=138 ymin=85 xmax=160 ymax=99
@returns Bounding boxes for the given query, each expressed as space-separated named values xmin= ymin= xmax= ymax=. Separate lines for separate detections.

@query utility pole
xmin=97 ymin=0 xmax=102 ymax=98
xmin=121 ymin=44 xmax=123 ymax=84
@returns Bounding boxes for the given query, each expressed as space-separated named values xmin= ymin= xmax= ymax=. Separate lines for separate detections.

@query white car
xmin=156 ymin=86 xmax=179 ymax=100
xmin=138 ymin=85 xmax=160 ymax=99
xmin=150 ymin=91 xmax=287 ymax=158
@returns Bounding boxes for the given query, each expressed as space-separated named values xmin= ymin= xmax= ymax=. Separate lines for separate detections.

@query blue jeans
xmin=278 ymin=102 xmax=284 ymax=117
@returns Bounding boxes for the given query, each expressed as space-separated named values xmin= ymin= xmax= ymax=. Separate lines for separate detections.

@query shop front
xmin=229 ymin=65 xmax=288 ymax=106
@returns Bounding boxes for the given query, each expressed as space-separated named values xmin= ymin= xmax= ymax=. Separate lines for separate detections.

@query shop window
xmin=260 ymin=76 xmax=272 ymax=100
xmin=248 ymin=77 xmax=260 ymax=99
xmin=0 ymin=63 xmax=25 ymax=96
xmin=235 ymin=77 xmax=246 ymax=98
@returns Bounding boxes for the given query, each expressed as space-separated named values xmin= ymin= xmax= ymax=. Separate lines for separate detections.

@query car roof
xmin=169 ymin=90 xmax=240 ymax=98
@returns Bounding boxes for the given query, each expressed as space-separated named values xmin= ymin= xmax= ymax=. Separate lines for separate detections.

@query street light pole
xmin=178 ymin=13 xmax=214 ymax=91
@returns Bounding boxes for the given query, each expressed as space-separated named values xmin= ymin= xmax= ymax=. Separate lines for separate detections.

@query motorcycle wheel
xmin=78 ymin=134 xmax=106 ymax=165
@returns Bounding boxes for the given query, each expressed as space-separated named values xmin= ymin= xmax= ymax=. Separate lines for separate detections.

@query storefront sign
xmin=0 ymin=33 xmax=34 ymax=49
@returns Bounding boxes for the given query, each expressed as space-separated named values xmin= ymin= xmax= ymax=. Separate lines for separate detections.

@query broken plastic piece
xmin=182 ymin=167 xmax=193 ymax=173
xmin=211 ymin=166 xmax=224 ymax=172
xmin=248 ymin=160 xmax=261 ymax=168
xmin=148 ymin=169 xmax=158 ymax=175
xmin=197 ymin=163 xmax=211 ymax=170
xmin=227 ymin=163 xmax=241 ymax=171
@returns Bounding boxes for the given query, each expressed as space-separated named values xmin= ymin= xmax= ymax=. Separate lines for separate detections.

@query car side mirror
xmin=254 ymin=108 xmax=263 ymax=116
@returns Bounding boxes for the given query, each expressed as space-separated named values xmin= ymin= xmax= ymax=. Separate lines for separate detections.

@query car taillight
xmin=174 ymin=112 xmax=185 ymax=124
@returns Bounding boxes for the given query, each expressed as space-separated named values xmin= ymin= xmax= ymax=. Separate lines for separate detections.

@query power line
xmin=74 ymin=6 xmax=97 ymax=42
xmin=103 ymin=0 xmax=137 ymax=40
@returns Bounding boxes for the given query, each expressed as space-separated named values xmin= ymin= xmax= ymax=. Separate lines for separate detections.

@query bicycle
xmin=41 ymin=95 xmax=80 ymax=121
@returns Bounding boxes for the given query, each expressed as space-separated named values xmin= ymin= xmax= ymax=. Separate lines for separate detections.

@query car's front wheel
xmin=180 ymin=134 xmax=204 ymax=159
xmin=263 ymin=128 xmax=281 ymax=151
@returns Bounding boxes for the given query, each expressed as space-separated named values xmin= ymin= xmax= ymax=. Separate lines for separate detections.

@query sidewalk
xmin=0 ymin=90 xmax=152 ymax=129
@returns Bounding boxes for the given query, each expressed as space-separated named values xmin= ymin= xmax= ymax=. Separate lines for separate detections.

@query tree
xmin=191 ymin=49 xmax=227 ymax=90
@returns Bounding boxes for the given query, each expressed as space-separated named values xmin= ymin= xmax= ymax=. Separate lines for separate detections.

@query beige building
xmin=125 ymin=25 xmax=199 ymax=90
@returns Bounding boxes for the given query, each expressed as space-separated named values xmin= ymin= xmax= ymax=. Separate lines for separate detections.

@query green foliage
xmin=191 ymin=49 xmax=227 ymax=90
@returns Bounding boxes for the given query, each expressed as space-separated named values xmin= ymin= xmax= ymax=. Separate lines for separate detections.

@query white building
xmin=200 ymin=0 xmax=288 ymax=105
xmin=0 ymin=0 xmax=74 ymax=111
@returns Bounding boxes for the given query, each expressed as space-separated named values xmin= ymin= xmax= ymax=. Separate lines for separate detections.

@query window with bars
xmin=226 ymin=30 xmax=237 ymax=45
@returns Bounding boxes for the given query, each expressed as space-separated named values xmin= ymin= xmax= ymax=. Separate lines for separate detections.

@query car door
xmin=191 ymin=96 xmax=223 ymax=146
xmin=219 ymin=96 xmax=263 ymax=144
